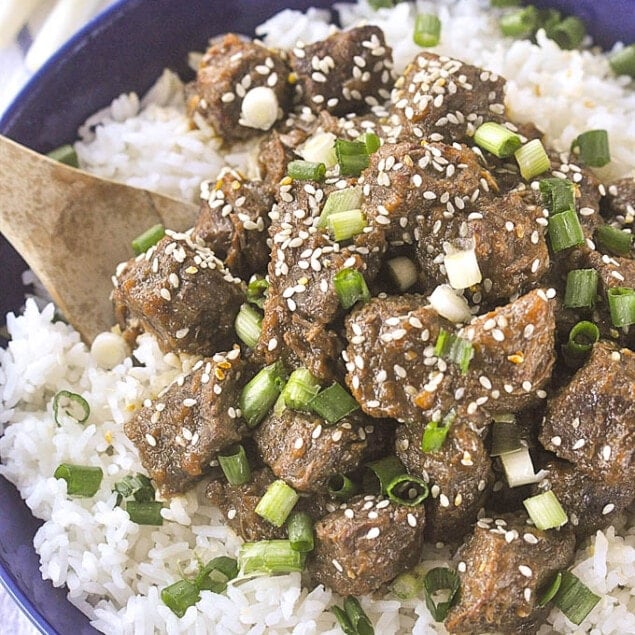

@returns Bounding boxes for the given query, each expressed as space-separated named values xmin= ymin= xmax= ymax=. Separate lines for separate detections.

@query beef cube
xmin=254 ymin=408 xmax=391 ymax=493
xmin=189 ymin=34 xmax=292 ymax=144
xmin=416 ymin=191 xmax=550 ymax=304
xmin=396 ymin=419 xmax=493 ymax=542
xmin=112 ymin=231 xmax=245 ymax=356
xmin=290 ymin=26 xmax=394 ymax=116
xmin=194 ymin=169 xmax=273 ymax=280
xmin=124 ymin=348 xmax=246 ymax=495
xmin=445 ymin=512 xmax=576 ymax=635
xmin=308 ymin=494 xmax=425 ymax=596
xmin=602 ymin=177 xmax=635 ymax=226
xmin=539 ymin=341 xmax=635 ymax=487
xmin=389 ymin=53 xmax=506 ymax=144
xmin=533 ymin=459 xmax=635 ymax=539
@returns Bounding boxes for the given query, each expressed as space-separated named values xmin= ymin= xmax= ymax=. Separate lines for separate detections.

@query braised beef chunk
xmin=602 ymin=177 xmax=635 ymax=226
xmin=389 ymin=52 xmax=506 ymax=143
xmin=308 ymin=494 xmax=425 ymax=596
xmin=539 ymin=342 xmax=635 ymax=487
xmin=290 ymin=26 xmax=394 ymax=115
xmin=254 ymin=408 xmax=391 ymax=493
xmin=533 ymin=459 xmax=635 ymax=539
xmin=189 ymin=34 xmax=292 ymax=144
xmin=445 ymin=512 xmax=575 ymax=635
xmin=194 ymin=169 xmax=273 ymax=279
xmin=124 ymin=348 xmax=245 ymax=495
xmin=112 ymin=232 xmax=245 ymax=355
xmin=396 ymin=420 xmax=493 ymax=542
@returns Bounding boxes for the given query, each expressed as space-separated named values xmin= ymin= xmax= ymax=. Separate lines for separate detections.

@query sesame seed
xmin=602 ymin=503 xmax=615 ymax=515
xmin=145 ymin=434 xmax=157 ymax=447
xmin=518 ymin=565 xmax=533 ymax=578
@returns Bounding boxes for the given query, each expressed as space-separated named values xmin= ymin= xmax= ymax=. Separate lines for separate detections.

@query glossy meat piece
xmin=124 ymin=348 xmax=246 ymax=495
xmin=602 ymin=176 xmax=635 ymax=226
xmin=308 ymin=494 xmax=425 ymax=596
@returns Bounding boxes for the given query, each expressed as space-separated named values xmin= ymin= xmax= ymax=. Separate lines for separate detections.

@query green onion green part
xmin=235 ymin=303 xmax=263 ymax=349
xmin=345 ymin=596 xmax=375 ymax=635
xmin=571 ymin=130 xmax=610 ymax=167
xmin=366 ymin=455 xmax=405 ymax=495
xmin=596 ymin=225 xmax=633 ymax=256
xmin=539 ymin=177 xmax=575 ymax=216
xmin=538 ymin=571 xmax=563 ymax=607
xmin=327 ymin=473 xmax=359 ymax=501
xmin=335 ymin=139 xmax=370 ymax=177
xmin=566 ymin=320 xmax=600 ymax=355
xmin=52 ymin=390 xmax=90 ymax=426
xmin=54 ymin=463 xmax=103 ymax=497
xmin=161 ymin=579 xmax=200 ymax=617
xmin=523 ymin=490 xmax=568 ymax=530
xmin=391 ymin=563 xmax=427 ymax=600
xmin=386 ymin=473 xmax=429 ymax=506
xmin=239 ymin=362 xmax=287 ymax=428
xmin=490 ymin=0 xmax=521 ymax=6
xmin=126 ymin=500 xmax=164 ymax=525
xmin=318 ymin=186 xmax=363 ymax=229
xmin=609 ymin=44 xmax=635 ymax=78
xmin=548 ymin=16 xmax=586 ymax=49
xmin=131 ymin=223 xmax=165 ymax=255
xmin=433 ymin=328 xmax=474 ymax=374
xmin=473 ymin=122 xmax=522 ymax=158
xmin=287 ymin=159 xmax=326 ymax=181
xmin=413 ymin=13 xmax=442 ymax=47
xmin=421 ymin=410 xmax=456 ymax=453
xmin=368 ymin=0 xmax=395 ymax=9
xmin=255 ymin=479 xmax=299 ymax=527
xmin=246 ymin=276 xmax=269 ymax=309
xmin=552 ymin=571 xmax=600 ymax=625
xmin=239 ymin=540 xmax=306 ymax=576
xmin=47 ymin=144 xmax=79 ymax=168
xmin=490 ymin=421 xmax=523 ymax=457
xmin=194 ymin=556 xmax=239 ymax=593
xmin=360 ymin=131 xmax=381 ymax=154
xmin=113 ymin=473 xmax=155 ymax=505
xmin=286 ymin=511 xmax=315 ymax=552
xmin=423 ymin=567 xmax=460 ymax=621
xmin=334 ymin=268 xmax=371 ymax=309
xmin=548 ymin=208 xmax=585 ymax=252
xmin=499 ymin=6 xmax=538 ymax=38
xmin=327 ymin=208 xmax=367 ymax=242
xmin=309 ymin=382 xmax=360 ymax=425
xmin=514 ymin=138 xmax=550 ymax=180
xmin=281 ymin=367 xmax=321 ymax=410
xmin=607 ymin=287 xmax=635 ymax=327
xmin=218 ymin=444 xmax=251 ymax=486
xmin=563 ymin=269 xmax=598 ymax=309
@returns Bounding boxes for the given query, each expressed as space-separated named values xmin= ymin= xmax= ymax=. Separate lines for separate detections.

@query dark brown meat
xmin=254 ymin=408 xmax=391 ymax=493
xmin=189 ymin=34 xmax=292 ymax=144
xmin=124 ymin=348 xmax=246 ymax=495
xmin=290 ymin=26 xmax=394 ymax=115
xmin=308 ymin=494 xmax=425 ymax=596
xmin=602 ymin=177 xmax=635 ymax=226
xmin=445 ymin=512 xmax=576 ymax=635
xmin=112 ymin=232 xmax=245 ymax=356
xmin=194 ymin=168 xmax=273 ymax=279
xmin=539 ymin=341 xmax=635 ymax=487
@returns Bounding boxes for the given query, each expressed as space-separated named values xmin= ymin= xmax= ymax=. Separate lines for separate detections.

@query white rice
xmin=2 ymin=1 xmax=635 ymax=633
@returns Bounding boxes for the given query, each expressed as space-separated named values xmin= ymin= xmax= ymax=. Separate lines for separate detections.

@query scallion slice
xmin=523 ymin=490 xmax=568 ymax=530
xmin=421 ymin=410 xmax=456 ymax=452
xmin=47 ymin=144 xmax=79 ymax=167
xmin=281 ymin=367 xmax=321 ymax=410
xmin=548 ymin=208 xmax=584 ymax=252
xmin=327 ymin=473 xmax=359 ymax=501
xmin=607 ymin=286 xmax=635 ymax=327
xmin=571 ymin=130 xmax=610 ymax=167
xmin=552 ymin=571 xmax=600 ymax=625
xmin=218 ymin=444 xmax=251 ymax=486
xmin=366 ymin=455 xmax=404 ymax=495
xmin=539 ymin=177 xmax=575 ymax=215
xmin=473 ymin=122 xmax=522 ymax=158
xmin=515 ymin=138 xmax=550 ymax=180
xmin=499 ymin=6 xmax=538 ymax=38
xmin=239 ymin=362 xmax=287 ymax=428
xmin=113 ymin=473 xmax=155 ymax=504
xmin=54 ymin=463 xmax=103 ymax=497
xmin=332 ymin=596 xmax=375 ymax=635
xmin=369 ymin=0 xmax=395 ymax=9
xmin=565 ymin=320 xmax=599 ymax=357
xmin=246 ymin=276 xmax=269 ymax=309
xmin=360 ymin=131 xmax=381 ymax=154
xmin=335 ymin=139 xmax=370 ymax=177
xmin=131 ymin=223 xmax=165 ymax=255
xmin=538 ymin=572 xmax=563 ymax=607
xmin=194 ymin=556 xmax=239 ymax=593
xmin=386 ymin=473 xmax=429 ymax=506
xmin=391 ymin=563 xmax=427 ymax=600
xmin=490 ymin=0 xmax=521 ymax=6
xmin=309 ymin=382 xmax=360 ymax=424
xmin=423 ymin=567 xmax=460 ymax=621
xmin=334 ymin=268 xmax=371 ymax=309
xmin=433 ymin=329 xmax=474 ymax=374
xmin=563 ymin=269 xmax=598 ymax=309
xmin=287 ymin=159 xmax=326 ymax=181
xmin=235 ymin=303 xmax=262 ymax=349
xmin=548 ymin=15 xmax=586 ymax=50
xmin=255 ymin=479 xmax=299 ymax=527
xmin=490 ymin=421 xmax=522 ymax=457
xmin=126 ymin=500 xmax=164 ymax=525
xmin=501 ymin=447 xmax=548 ymax=487
xmin=286 ymin=511 xmax=314 ymax=552
xmin=327 ymin=209 xmax=367 ymax=242
xmin=239 ymin=540 xmax=306 ymax=575
xmin=413 ymin=13 xmax=442 ymax=48
xmin=52 ymin=390 xmax=90 ymax=426
xmin=386 ymin=256 xmax=418 ymax=291
xmin=609 ymin=44 xmax=635 ymax=78
xmin=161 ymin=579 xmax=200 ymax=617
xmin=318 ymin=186 xmax=363 ymax=229
xmin=596 ymin=225 xmax=633 ymax=256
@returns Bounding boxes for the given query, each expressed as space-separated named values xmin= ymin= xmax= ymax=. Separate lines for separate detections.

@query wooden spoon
xmin=0 ymin=135 xmax=199 ymax=343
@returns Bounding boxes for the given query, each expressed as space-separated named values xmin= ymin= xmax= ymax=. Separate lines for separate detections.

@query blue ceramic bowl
xmin=0 ymin=1 xmax=634 ymax=633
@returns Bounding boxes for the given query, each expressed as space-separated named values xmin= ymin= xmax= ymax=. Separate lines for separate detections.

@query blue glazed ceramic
xmin=0 ymin=1 xmax=633 ymax=633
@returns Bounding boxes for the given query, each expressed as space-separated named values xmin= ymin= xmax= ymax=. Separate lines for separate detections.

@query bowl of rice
xmin=1 ymin=0 xmax=634 ymax=634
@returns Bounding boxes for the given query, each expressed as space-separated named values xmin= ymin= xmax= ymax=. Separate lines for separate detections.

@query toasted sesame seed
xmin=518 ymin=565 xmax=533 ymax=578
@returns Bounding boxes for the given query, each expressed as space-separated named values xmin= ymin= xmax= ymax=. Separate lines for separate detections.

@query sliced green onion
xmin=334 ymin=268 xmax=371 ymax=310
xmin=547 ymin=15 xmax=586 ymax=50
xmin=552 ymin=571 xmax=600 ymax=625
xmin=609 ymin=44 xmax=635 ymax=78
xmin=327 ymin=473 xmax=359 ymax=501
xmin=490 ymin=421 xmax=522 ymax=457
xmin=566 ymin=321 xmax=600 ymax=355
xmin=514 ymin=138 xmax=550 ymax=180
xmin=345 ymin=596 xmax=374 ymax=635
xmin=596 ymin=225 xmax=633 ymax=256
xmin=499 ymin=6 xmax=539 ymax=38
xmin=281 ymin=367 xmax=321 ymax=410
xmin=564 ymin=269 xmax=598 ymax=309
xmin=235 ymin=303 xmax=262 ymax=349
xmin=473 ymin=122 xmax=522 ymax=158
xmin=366 ymin=455 xmax=404 ymax=494
xmin=327 ymin=209 xmax=367 ymax=242
xmin=287 ymin=159 xmax=326 ymax=181
xmin=47 ymin=144 xmax=79 ymax=168
xmin=246 ymin=276 xmax=269 ymax=309
xmin=386 ymin=473 xmax=429 ymax=506
xmin=113 ymin=473 xmax=155 ymax=505
xmin=391 ymin=563 xmax=427 ymax=600
xmin=132 ymin=223 xmax=165 ymax=255
xmin=359 ymin=131 xmax=381 ymax=154
xmin=423 ymin=567 xmax=460 ymax=622
xmin=571 ymin=130 xmax=610 ymax=168
xmin=433 ymin=328 xmax=474 ymax=374
xmin=368 ymin=0 xmax=395 ymax=9
xmin=54 ymin=463 xmax=103 ymax=497
xmin=523 ymin=490 xmax=568 ymax=530
xmin=607 ymin=287 xmax=635 ymax=327
xmin=239 ymin=362 xmax=287 ymax=428
xmin=239 ymin=540 xmax=306 ymax=575
xmin=548 ymin=208 xmax=585 ymax=252
xmin=286 ymin=511 xmax=314 ymax=552
xmin=218 ymin=444 xmax=251 ymax=486
xmin=331 ymin=606 xmax=356 ymax=635
xmin=490 ymin=0 xmax=521 ymax=6
xmin=194 ymin=556 xmax=239 ymax=593
xmin=386 ymin=256 xmax=418 ymax=291
xmin=421 ymin=410 xmax=456 ymax=452
xmin=413 ymin=13 xmax=442 ymax=48
xmin=255 ymin=479 xmax=299 ymax=527
xmin=539 ymin=177 xmax=575 ymax=215
xmin=161 ymin=579 xmax=200 ymax=617
xmin=52 ymin=390 xmax=90 ymax=426
xmin=309 ymin=382 xmax=360 ymax=425
xmin=538 ymin=572 xmax=563 ymax=607
xmin=501 ymin=447 xmax=548 ymax=487
xmin=318 ymin=186 xmax=363 ymax=229
xmin=126 ymin=500 xmax=164 ymax=525
xmin=335 ymin=139 xmax=369 ymax=177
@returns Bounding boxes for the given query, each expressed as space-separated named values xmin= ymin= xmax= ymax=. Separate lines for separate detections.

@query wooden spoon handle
xmin=0 ymin=135 xmax=198 ymax=343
